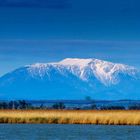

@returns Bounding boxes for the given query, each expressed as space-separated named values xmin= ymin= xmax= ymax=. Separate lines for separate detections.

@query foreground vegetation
xmin=0 ymin=110 xmax=140 ymax=125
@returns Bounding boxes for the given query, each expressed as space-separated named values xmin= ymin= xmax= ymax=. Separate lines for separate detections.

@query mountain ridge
xmin=27 ymin=58 xmax=138 ymax=85
xmin=0 ymin=58 xmax=140 ymax=100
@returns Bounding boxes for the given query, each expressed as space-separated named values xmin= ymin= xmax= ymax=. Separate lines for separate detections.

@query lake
xmin=0 ymin=124 xmax=140 ymax=140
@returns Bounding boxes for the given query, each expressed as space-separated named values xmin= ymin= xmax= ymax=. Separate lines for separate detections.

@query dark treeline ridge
xmin=0 ymin=101 xmax=66 ymax=110
xmin=0 ymin=100 xmax=140 ymax=110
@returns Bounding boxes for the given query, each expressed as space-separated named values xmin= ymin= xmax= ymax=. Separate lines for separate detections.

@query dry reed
xmin=0 ymin=110 xmax=139 ymax=125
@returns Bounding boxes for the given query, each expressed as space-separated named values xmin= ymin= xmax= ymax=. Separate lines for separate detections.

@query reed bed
xmin=0 ymin=110 xmax=140 ymax=125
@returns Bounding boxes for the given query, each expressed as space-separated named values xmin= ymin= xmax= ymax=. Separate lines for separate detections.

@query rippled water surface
xmin=0 ymin=124 xmax=140 ymax=140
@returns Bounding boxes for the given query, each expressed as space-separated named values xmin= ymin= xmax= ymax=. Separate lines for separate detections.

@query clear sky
xmin=0 ymin=0 xmax=140 ymax=76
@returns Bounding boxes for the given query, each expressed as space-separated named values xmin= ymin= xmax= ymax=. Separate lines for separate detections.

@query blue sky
xmin=0 ymin=0 xmax=140 ymax=76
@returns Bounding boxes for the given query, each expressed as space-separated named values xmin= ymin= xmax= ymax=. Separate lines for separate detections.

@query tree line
xmin=0 ymin=101 xmax=66 ymax=110
xmin=0 ymin=100 xmax=31 ymax=109
xmin=0 ymin=100 xmax=140 ymax=110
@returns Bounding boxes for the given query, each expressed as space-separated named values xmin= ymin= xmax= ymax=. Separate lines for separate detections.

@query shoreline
xmin=0 ymin=110 xmax=140 ymax=125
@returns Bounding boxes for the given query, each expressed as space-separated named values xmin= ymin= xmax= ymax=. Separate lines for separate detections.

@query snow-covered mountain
xmin=0 ymin=58 xmax=140 ymax=100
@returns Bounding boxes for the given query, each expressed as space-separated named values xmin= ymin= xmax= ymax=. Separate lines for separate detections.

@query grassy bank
xmin=0 ymin=110 xmax=140 ymax=125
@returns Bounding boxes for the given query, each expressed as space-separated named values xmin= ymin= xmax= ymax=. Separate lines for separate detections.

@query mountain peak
xmin=58 ymin=58 xmax=94 ymax=67
xmin=25 ymin=58 xmax=138 ymax=86
xmin=0 ymin=58 xmax=140 ymax=100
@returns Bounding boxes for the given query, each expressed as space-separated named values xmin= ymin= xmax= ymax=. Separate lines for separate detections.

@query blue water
xmin=0 ymin=124 xmax=140 ymax=140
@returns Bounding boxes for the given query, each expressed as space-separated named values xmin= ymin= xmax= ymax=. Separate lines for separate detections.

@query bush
xmin=52 ymin=102 xmax=65 ymax=109
xmin=100 ymin=106 xmax=125 ymax=110
xmin=129 ymin=105 xmax=140 ymax=110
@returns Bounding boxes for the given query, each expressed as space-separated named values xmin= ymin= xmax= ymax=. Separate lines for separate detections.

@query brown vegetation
xmin=0 ymin=110 xmax=140 ymax=125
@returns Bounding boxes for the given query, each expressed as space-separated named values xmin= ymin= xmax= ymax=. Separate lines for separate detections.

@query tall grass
xmin=0 ymin=110 xmax=140 ymax=125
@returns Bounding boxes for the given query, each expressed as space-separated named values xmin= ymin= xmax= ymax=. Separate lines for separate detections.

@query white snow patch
xmin=26 ymin=58 xmax=138 ymax=85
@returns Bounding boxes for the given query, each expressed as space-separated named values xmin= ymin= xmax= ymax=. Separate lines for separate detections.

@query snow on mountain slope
xmin=0 ymin=58 xmax=140 ymax=100
xmin=27 ymin=58 xmax=138 ymax=85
